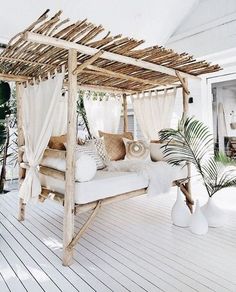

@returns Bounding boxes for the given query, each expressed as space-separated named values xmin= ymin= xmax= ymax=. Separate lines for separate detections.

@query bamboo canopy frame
xmin=0 ymin=10 xmax=221 ymax=266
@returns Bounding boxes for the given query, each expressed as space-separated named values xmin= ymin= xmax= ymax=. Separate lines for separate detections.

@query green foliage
xmin=159 ymin=117 xmax=236 ymax=197
xmin=0 ymin=81 xmax=11 ymax=148
xmin=0 ymin=81 xmax=11 ymax=105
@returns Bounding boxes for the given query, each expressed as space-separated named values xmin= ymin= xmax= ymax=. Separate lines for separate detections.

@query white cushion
xmin=75 ymin=154 xmax=96 ymax=182
xmin=39 ymin=170 xmax=149 ymax=204
xmin=150 ymin=143 xmax=164 ymax=161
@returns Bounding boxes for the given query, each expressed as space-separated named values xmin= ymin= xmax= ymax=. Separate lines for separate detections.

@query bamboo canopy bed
xmin=0 ymin=10 xmax=221 ymax=266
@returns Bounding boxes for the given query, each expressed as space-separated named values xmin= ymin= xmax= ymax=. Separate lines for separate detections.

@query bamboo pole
xmin=63 ymin=48 xmax=77 ymax=266
xmin=16 ymin=82 xmax=26 ymax=221
xmin=123 ymin=93 xmax=128 ymax=132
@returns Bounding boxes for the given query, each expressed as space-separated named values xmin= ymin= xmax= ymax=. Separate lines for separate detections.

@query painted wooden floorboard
xmin=0 ymin=187 xmax=236 ymax=292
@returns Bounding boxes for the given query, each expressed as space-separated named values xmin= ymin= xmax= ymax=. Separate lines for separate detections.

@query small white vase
xmin=201 ymin=197 xmax=226 ymax=227
xmin=171 ymin=187 xmax=191 ymax=227
xmin=190 ymin=200 xmax=208 ymax=235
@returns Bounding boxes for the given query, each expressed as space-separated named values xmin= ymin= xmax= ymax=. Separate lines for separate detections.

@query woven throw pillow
xmin=48 ymin=134 xmax=67 ymax=150
xmin=76 ymin=142 xmax=106 ymax=170
xmin=92 ymin=138 xmax=110 ymax=164
xmin=99 ymin=131 xmax=133 ymax=161
xmin=123 ymin=138 xmax=150 ymax=161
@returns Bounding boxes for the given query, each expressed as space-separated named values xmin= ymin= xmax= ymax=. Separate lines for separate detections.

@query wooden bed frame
xmin=0 ymin=10 xmax=220 ymax=266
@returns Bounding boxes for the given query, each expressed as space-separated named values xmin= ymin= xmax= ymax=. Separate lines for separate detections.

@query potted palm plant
xmin=159 ymin=117 xmax=236 ymax=227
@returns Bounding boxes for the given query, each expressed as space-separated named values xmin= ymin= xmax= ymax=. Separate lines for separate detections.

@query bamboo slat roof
xmin=0 ymin=10 xmax=221 ymax=92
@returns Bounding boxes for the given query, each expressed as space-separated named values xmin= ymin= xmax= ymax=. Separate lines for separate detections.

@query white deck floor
xmin=0 ymin=183 xmax=236 ymax=292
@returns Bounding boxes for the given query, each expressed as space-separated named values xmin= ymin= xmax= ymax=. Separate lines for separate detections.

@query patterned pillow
xmin=99 ymin=131 xmax=133 ymax=161
xmin=123 ymin=138 xmax=150 ymax=161
xmin=75 ymin=142 xmax=106 ymax=170
xmin=92 ymin=138 xmax=110 ymax=164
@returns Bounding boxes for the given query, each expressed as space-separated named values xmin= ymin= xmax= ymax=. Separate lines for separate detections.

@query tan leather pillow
xmin=99 ymin=131 xmax=133 ymax=161
xmin=48 ymin=134 xmax=67 ymax=150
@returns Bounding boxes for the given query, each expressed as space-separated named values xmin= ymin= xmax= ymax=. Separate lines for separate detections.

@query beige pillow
xmin=150 ymin=142 xmax=165 ymax=161
xmin=123 ymin=138 xmax=150 ymax=161
xmin=48 ymin=134 xmax=67 ymax=150
xmin=99 ymin=131 xmax=133 ymax=161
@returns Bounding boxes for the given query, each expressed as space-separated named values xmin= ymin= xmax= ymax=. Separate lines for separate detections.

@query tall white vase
xmin=201 ymin=197 xmax=226 ymax=227
xmin=171 ymin=187 xmax=191 ymax=227
xmin=190 ymin=200 xmax=208 ymax=235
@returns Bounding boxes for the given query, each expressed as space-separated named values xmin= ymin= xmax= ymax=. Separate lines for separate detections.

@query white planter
xmin=190 ymin=200 xmax=208 ymax=235
xmin=171 ymin=187 xmax=191 ymax=227
xmin=201 ymin=197 xmax=226 ymax=227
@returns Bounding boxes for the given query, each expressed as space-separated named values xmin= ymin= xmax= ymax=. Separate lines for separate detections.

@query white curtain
xmin=84 ymin=97 xmax=122 ymax=137
xmin=19 ymin=72 xmax=64 ymax=203
xmin=132 ymin=88 xmax=177 ymax=140
xmin=52 ymin=92 xmax=68 ymax=136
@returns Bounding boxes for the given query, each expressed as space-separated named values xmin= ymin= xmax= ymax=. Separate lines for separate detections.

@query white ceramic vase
xmin=190 ymin=200 xmax=208 ymax=235
xmin=201 ymin=197 xmax=226 ymax=227
xmin=171 ymin=187 xmax=191 ymax=227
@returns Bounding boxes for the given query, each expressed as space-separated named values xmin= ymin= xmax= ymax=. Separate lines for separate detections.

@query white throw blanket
xmin=107 ymin=160 xmax=180 ymax=196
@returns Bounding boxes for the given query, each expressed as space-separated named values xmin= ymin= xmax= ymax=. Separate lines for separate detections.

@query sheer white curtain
xmin=84 ymin=97 xmax=122 ymax=137
xmin=19 ymin=72 xmax=64 ymax=203
xmin=52 ymin=92 xmax=68 ymax=136
xmin=132 ymin=88 xmax=177 ymax=140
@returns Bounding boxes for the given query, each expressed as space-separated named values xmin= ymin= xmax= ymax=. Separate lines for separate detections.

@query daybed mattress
xmin=39 ymin=171 xmax=149 ymax=204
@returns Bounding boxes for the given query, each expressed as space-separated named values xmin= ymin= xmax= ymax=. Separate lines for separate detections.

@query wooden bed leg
xmin=176 ymin=74 xmax=194 ymax=212
xmin=16 ymin=82 xmax=26 ymax=221
xmin=122 ymin=93 xmax=128 ymax=132
xmin=67 ymin=201 xmax=101 ymax=252
xmin=62 ymin=48 xmax=77 ymax=266
xmin=18 ymin=198 xmax=26 ymax=221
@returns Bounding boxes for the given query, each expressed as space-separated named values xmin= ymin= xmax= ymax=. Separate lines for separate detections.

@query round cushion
xmin=123 ymin=138 xmax=150 ymax=160
xmin=75 ymin=154 xmax=96 ymax=182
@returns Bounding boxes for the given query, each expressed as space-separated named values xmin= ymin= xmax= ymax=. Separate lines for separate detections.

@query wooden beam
xmin=43 ymin=148 xmax=66 ymax=160
xmin=72 ymin=50 xmax=103 ymax=75
xmin=75 ymin=188 xmax=147 ymax=214
xmin=16 ymin=82 xmax=26 ymax=221
xmin=39 ymin=166 xmax=65 ymax=181
xmin=176 ymin=71 xmax=190 ymax=95
xmin=182 ymin=77 xmax=189 ymax=120
xmin=123 ymin=93 xmax=128 ymax=132
xmin=63 ymin=48 xmax=77 ymax=266
xmin=0 ymin=73 xmax=30 ymax=82
xmin=181 ymin=77 xmax=193 ymax=212
xmin=86 ymin=65 xmax=161 ymax=86
xmin=39 ymin=187 xmax=64 ymax=205
xmin=79 ymin=83 xmax=133 ymax=94
xmin=67 ymin=201 xmax=101 ymax=251
xmin=0 ymin=56 xmax=54 ymax=68
xmin=24 ymin=32 xmax=200 ymax=80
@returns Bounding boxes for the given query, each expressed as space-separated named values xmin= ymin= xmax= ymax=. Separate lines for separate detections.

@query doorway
xmin=211 ymin=79 xmax=236 ymax=158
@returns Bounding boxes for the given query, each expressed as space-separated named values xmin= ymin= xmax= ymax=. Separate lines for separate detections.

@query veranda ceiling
xmin=0 ymin=10 xmax=221 ymax=93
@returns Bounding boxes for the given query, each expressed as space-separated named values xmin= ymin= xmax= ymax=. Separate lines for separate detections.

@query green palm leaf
xmin=159 ymin=117 xmax=236 ymax=197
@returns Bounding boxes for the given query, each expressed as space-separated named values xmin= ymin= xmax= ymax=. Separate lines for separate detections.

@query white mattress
xmin=39 ymin=171 xmax=149 ymax=204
